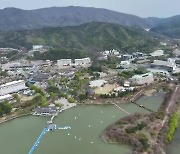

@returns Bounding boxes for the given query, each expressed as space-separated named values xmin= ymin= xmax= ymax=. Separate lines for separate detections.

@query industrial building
xmin=0 ymin=80 xmax=27 ymax=96
xmin=130 ymin=73 xmax=154 ymax=85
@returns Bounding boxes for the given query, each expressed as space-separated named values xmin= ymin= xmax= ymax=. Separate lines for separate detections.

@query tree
xmin=30 ymin=85 xmax=44 ymax=96
xmin=50 ymin=92 xmax=56 ymax=99
xmin=41 ymin=95 xmax=48 ymax=107
xmin=79 ymin=94 xmax=87 ymax=101
xmin=0 ymin=101 xmax=12 ymax=116
xmin=68 ymin=97 xmax=75 ymax=103
xmin=13 ymin=93 xmax=20 ymax=103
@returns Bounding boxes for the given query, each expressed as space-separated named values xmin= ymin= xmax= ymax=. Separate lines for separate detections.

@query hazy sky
xmin=1 ymin=0 xmax=180 ymax=18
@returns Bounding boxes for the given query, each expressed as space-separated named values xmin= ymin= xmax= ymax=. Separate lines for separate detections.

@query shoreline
xmin=0 ymin=113 xmax=31 ymax=125
xmin=0 ymin=88 xmax=155 ymax=125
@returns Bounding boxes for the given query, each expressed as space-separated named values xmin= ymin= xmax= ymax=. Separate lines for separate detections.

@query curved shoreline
xmin=0 ymin=113 xmax=31 ymax=125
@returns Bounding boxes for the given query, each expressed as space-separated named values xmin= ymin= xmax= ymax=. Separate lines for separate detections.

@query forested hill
xmin=0 ymin=22 xmax=160 ymax=59
xmin=150 ymin=15 xmax=180 ymax=38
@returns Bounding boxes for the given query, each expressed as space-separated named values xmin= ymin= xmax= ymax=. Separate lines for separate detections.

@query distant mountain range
xmin=0 ymin=6 xmax=179 ymax=38
xmin=0 ymin=22 xmax=160 ymax=59
xmin=0 ymin=6 xmax=150 ymax=30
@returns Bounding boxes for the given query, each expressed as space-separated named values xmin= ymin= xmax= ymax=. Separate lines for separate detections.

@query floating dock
xmin=28 ymin=125 xmax=71 ymax=154
xmin=29 ymin=128 xmax=47 ymax=154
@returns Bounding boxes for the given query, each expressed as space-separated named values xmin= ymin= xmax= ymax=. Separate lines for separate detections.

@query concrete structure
xmin=57 ymin=59 xmax=72 ymax=67
xmin=151 ymin=60 xmax=176 ymax=72
xmin=150 ymin=50 xmax=164 ymax=57
xmin=75 ymin=57 xmax=91 ymax=66
xmin=0 ymin=80 xmax=27 ymax=96
xmin=130 ymin=73 xmax=154 ymax=85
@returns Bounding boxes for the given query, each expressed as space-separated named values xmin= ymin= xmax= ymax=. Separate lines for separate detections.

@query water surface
xmin=0 ymin=92 xmax=164 ymax=154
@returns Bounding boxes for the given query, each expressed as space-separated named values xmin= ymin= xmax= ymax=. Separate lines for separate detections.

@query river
xmin=0 ymin=92 xmax=165 ymax=154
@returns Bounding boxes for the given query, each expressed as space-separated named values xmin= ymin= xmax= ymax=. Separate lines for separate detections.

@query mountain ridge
xmin=0 ymin=6 xmax=150 ymax=30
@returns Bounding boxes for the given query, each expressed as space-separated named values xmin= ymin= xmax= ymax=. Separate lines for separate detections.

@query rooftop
xmin=0 ymin=80 xmax=25 ymax=89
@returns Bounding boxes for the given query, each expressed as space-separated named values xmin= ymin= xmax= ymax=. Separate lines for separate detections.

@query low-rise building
xmin=130 ymin=73 xmax=154 ymax=85
xmin=121 ymin=54 xmax=134 ymax=61
xmin=151 ymin=60 xmax=176 ymax=72
xmin=75 ymin=57 xmax=91 ymax=66
xmin=33 ymin=45 xmax=43 ymax=51
xmin=57 ymin=59 xmax=72 ymax=67
xmin=0 ymin=80 xmax=27 ymax=96
xmin=33 ymin=106 xmax=60 ymax=116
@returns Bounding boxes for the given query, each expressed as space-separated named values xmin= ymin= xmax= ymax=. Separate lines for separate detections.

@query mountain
xmin=0 ymin=22 xmax=159 ymax=60
xmin=145 ymin=17 xmax=164 ymax=28
xmin=0 ymin=6 xmax=150 ymax=30
xmin=150 ymin=15 xmax=180 ymax=38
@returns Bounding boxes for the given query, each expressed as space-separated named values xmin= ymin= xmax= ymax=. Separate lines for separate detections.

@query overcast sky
xmin=1 ymin=0 xmax=180 ymax=18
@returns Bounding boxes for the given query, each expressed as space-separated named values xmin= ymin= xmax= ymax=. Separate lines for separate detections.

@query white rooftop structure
xmin=150 ymin=50 xmax=164 ymax=57
xmin=33 ymin=45 xmax=43 ymax=51
xmin=120 ymin=61 xmax=130 ymax=65
xmin=152 ymin=60 xmax=176 ymax=72
xmin=0 ymin=94 xmax=13 ymax=102
xmin=0 ymin=80 xmax=27 ymax=96
xmin=57 ymin=59 xmax=72 ymax=67
xmin=75 ymin=57 xmax=91 ymax=66
xmin=89 ymin=80 xmax=107 ymax=88
xmin=130 ymin=73 xmax=154 ymax=85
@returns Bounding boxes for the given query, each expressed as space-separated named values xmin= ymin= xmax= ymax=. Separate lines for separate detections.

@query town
xmin=1 ymin=40 xmax=180 ymax=152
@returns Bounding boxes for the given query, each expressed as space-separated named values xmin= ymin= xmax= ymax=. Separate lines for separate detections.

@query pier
xmin=29 ymin=123 xmax=71 ymax=154
xmin=29 ymin=128 xmax=48 ymax=154
xmin=131 ymin=101 xmax=155 ymax=113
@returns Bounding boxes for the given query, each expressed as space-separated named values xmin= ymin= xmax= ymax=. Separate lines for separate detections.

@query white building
xmin=120 ymin=61 xmax=130 ymax=65
xmin=150 ymin=50 xmax=164 ymax=57
xmin=0 ymin=80 xmax=27 ymax=96
xmin=151 ymin=60 xmax=176 ymax=72
xmin=0 ymin=94 xmax=13 ymax=102
xmin=89 ymin=80 xmax=107 ymax=88
xmin=102 ymin=49 xmax=119 ymax=56
xmin=33 ymin=45 xmax=43 ymax=51
xmin=75 ymin=57 xmax=91 ymax=66
xmin=57 ymin=59 xmax=72 ymax=67
xmin=130 ymin=73 xmax=154 ymax=85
